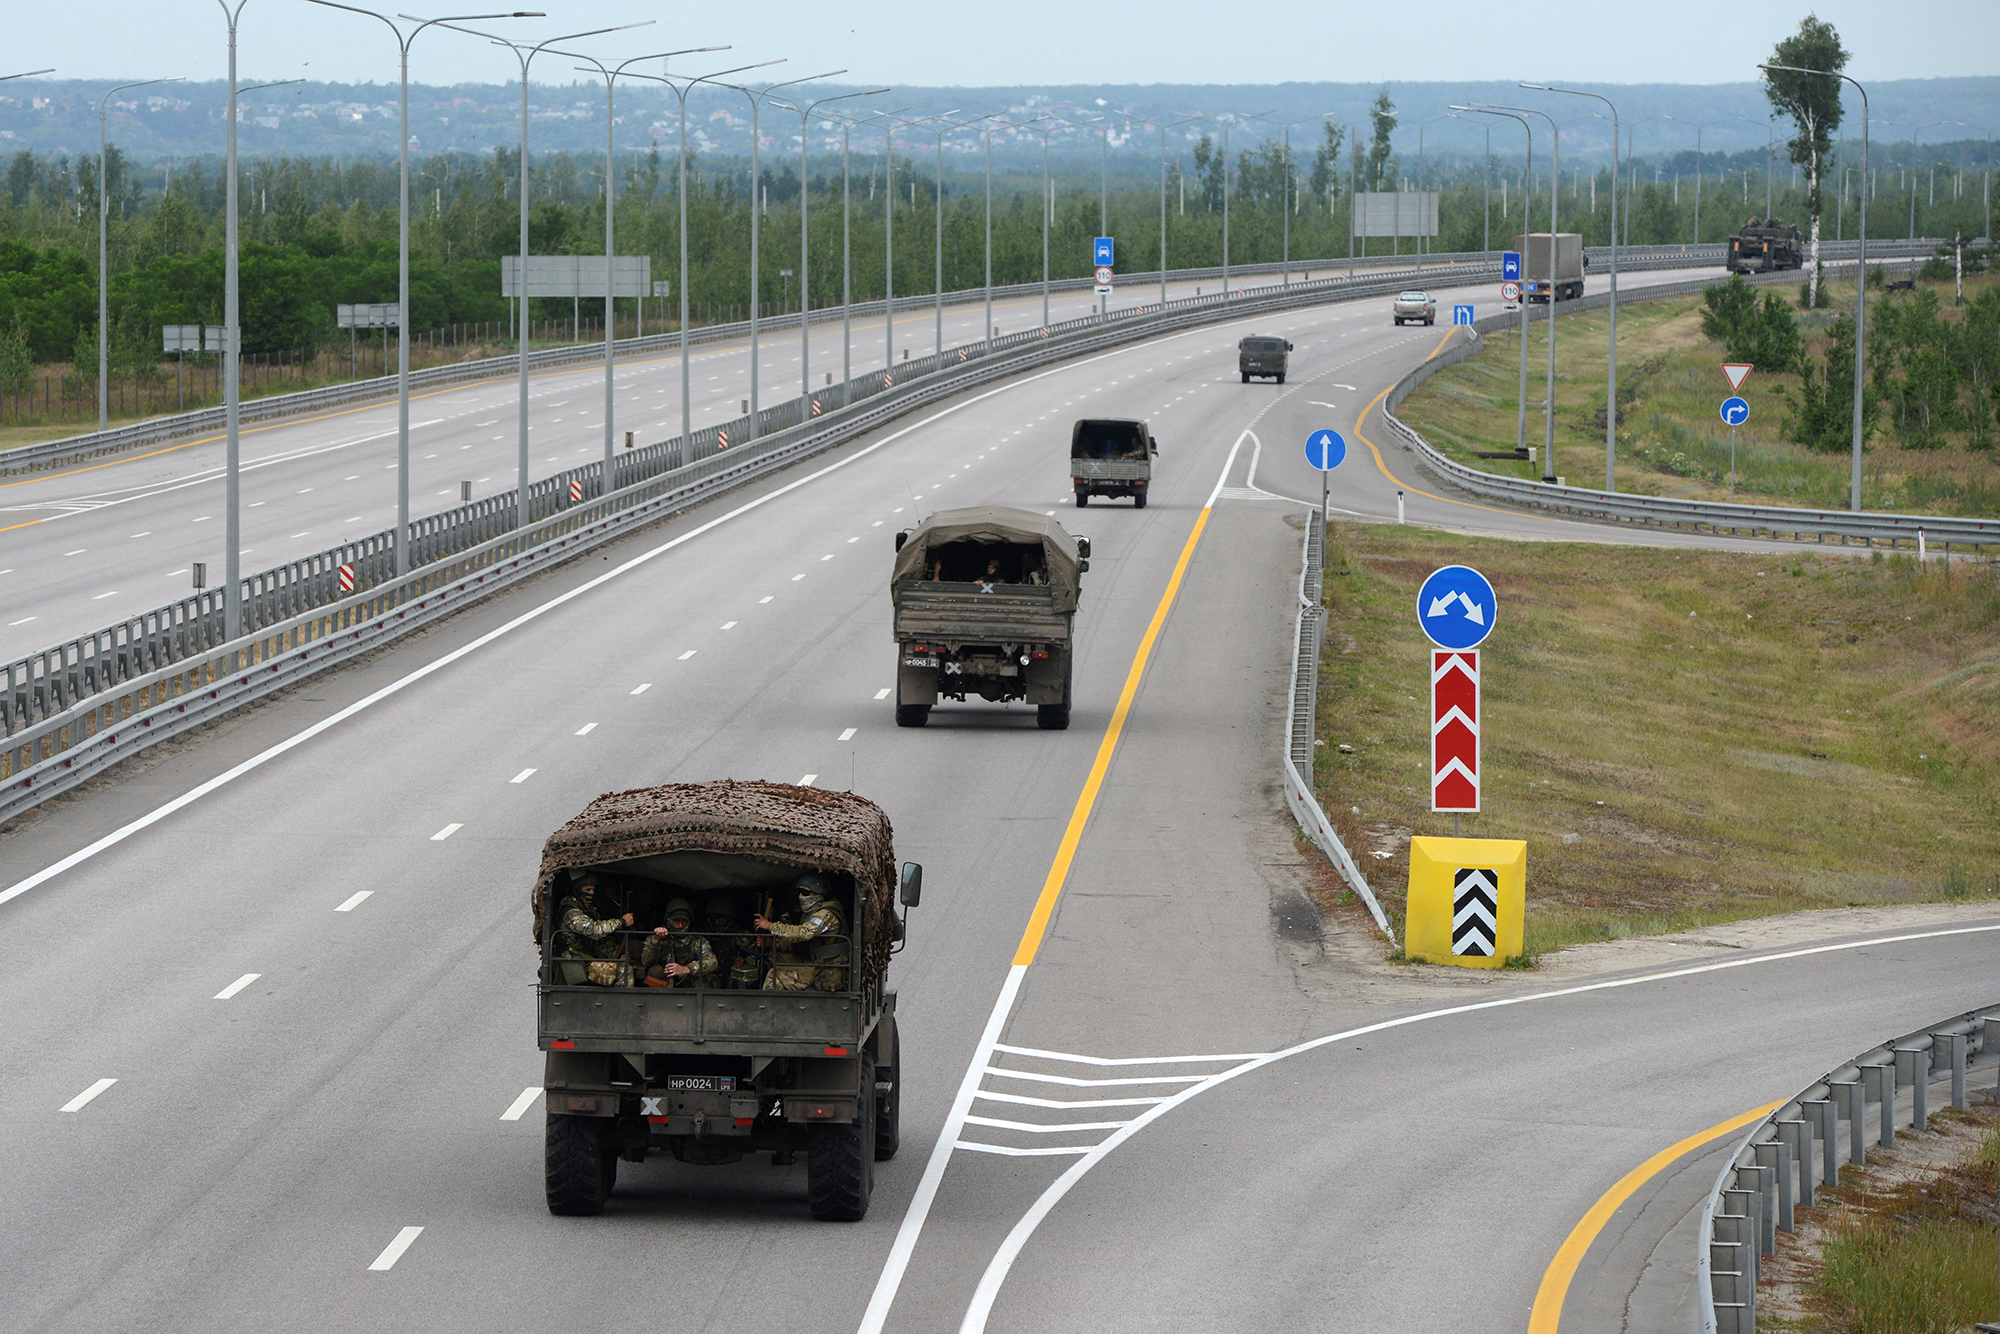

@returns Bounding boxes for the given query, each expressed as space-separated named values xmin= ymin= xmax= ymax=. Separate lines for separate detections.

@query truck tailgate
xmin=542 ymin=986 xmax=865 ymax=1055
xmin=892 ymin=584 xmax=1070 ymax=642
xmin=1071 ymin=459 xmax=1149 ymax=480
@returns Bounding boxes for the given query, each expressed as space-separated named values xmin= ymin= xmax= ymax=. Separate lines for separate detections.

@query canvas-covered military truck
xmin=890 ymin=505 xmax=1089 ymax=730
xmin=1727 ymin=216 xmax=1805 ymax=273
xmin=532 ymin=780 xmax=921 ymax=1220
xmin=1069 ymin=417 xmax=1159 ymax=507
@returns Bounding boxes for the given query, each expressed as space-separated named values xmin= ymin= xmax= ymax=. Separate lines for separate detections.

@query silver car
xmin=1392 ymin=291 xmax=1436 ymax=326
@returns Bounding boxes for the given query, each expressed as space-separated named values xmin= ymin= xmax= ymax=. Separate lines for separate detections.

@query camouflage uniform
xmin=640 ymin=930 xmax=719 ymax=987
xmin=556 ymin=894 xmax=634 ymax=986
xmin=705 ymin=910 xmax=766 ymax=989
xmin=762 ymin=900 xmax=849 ymax=993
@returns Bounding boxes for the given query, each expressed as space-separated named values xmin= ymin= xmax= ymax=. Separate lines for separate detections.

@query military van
xmin=1238 ymin=334 xmax=1293 ymax=383
xmin=533 ymin=780 xmax=919 ymax=1221
xmin=890 ymin=505 xmax=1089 ymax=730
xmin=1069 ymin=417 xmax=1158 ymax=508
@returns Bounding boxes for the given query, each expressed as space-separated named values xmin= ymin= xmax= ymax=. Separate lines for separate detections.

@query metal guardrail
xmin=1280 ymin=512 xmax=1395 ymax=943
xmin=1 ymin=238 xmax=1830 ymax=478
xmin=1 ymin=253 xmax=1498 ymax=824
xmin=1377 ymin=243 xmax=1998 ymax=554
xmin=1698 ymin=1002 xmax=2000 ymax=1333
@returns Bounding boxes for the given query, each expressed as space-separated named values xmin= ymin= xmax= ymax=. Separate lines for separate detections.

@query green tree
xmin=1784 ymin=314 xmax=1876 ymax=452
xmin=1308 ymin=121 xmax=1347 ymax=204
xmin=1699 ymin=274 xmax=1802 ymax=371
xmin=1763 ymin=15 xmax=1849 ymax=307
xmin=1367 ymin=90 xmax=1397 ymax=192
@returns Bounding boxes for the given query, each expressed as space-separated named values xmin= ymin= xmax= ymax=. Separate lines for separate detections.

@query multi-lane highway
xmin=0 ymin=271 xmax=1273 ymax=660
xmin=2 ymin=267 xmax=1992 ymax=1334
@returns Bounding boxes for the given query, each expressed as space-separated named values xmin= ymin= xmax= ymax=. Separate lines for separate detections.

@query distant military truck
xmin=1070 ymin=417 xmax=1158 ymax=507
xmin=1238 ymin=334 xmax=1293 ymax=383
xmin=1518 ymin=232 xmax=1585 ymax=302
xmin=533 ymin=780 xmax=920 ymax=1221
xmin=890 ymin=505 xmax=1089 ymax=730
xmin=1727 ymin=216 xmax=1805 ymax=273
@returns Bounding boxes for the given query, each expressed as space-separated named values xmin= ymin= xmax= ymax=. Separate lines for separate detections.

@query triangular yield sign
xmin=1722 ymin=363 xmax=1753 ymax=391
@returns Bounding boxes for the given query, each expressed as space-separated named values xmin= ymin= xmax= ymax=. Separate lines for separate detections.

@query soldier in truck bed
xmin=753 ymin=873 xmax=849 ymax=992
xmin=641 ymin=897 xmax=719 ymax=987
xmin=704 ymin=895 xmax=767 ymax=988
xmin=555 ymin=874 xmax=636 ymax=986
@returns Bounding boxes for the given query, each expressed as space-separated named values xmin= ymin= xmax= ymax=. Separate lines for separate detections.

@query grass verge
xmin=1312 ymin=523 xmax=2000 ymax=957
xmin=1397 ymin=271 xmax=2000 ymax=518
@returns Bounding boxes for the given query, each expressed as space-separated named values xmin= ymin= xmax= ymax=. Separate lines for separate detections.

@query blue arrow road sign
xmin=1094 ymin=236 xmax=1114 ymax=266
xmin=1417 ymin=565 xmax=1498 ymax=650
xmin=1720 ymin=396 xmax=1750 ymax=426
xmin=1305 ymin=429 xmax=1346 ymax=471
xmin=1502 ymin=251 xmax=1521 ymax=281
xmin=1453 ymin=304 xmax=1474 ymax=326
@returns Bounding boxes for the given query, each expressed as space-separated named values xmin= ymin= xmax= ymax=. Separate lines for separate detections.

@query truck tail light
xmin=824 ymin=1046 xmax=849 ymax=1056
xmin=1032 ymin=650 xmax=1048 ymax=659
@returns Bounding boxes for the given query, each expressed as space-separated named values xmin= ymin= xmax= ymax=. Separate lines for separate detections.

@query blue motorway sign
xmin=1501 ymin=251 xmax=1521 ymax=281
xmin=1453 ymin=304 xmax=1474 ymax=326
xmin=1304 ymin=429 xmax=1346 ymax=471
xmin=1093 ymin=236 xmax=1115 ymax=266
xmin=1417 ymin=564 xmax=1498 ymax=650
xmin=1720 ymin=395 xmax=1750 ymax=426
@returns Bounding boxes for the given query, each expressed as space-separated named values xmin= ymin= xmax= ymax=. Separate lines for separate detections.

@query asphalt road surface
xmin=2 ymin=270 xmax=1989 ymax=1334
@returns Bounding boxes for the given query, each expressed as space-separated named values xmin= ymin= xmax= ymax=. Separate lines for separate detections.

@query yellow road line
xmin=1011 ymin=505 xmax=1212 ymax=967
xmin=1527 ymin=1099 xmax=1783 ymax=1333
xmin=1350 ymin=331 xmax=1559 ymax=525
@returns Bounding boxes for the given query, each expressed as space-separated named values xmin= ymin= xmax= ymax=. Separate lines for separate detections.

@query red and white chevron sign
xmin=568 ymin=479 xmax=583 ymax=502
xmin=1431 ymin=650 xmax=1480 ymax=812
xmin=337 ymin=563 xmax=354 ymax=594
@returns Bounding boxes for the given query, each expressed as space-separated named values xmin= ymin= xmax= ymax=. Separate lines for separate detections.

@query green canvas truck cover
xmin=889 ymin=505 xmax=1083 ymax=613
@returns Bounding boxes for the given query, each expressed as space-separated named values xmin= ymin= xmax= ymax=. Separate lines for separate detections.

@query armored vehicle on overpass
xmin=1726 ymin=216 xmax=1805 ymax=273
xmin=1070 ymin=417 xmax=1159 ymax=507
xmin=890 ymin=505 xmax=1089 ymax=730
xmin=533 ymin=780 xmax=919 ymax=1220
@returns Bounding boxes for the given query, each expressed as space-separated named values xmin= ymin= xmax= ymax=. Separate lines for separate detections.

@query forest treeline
xmin=1 ymin=130 xmax=1992 ymax=376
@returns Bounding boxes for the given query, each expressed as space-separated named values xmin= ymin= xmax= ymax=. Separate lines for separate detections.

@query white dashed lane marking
xmin=838 ymin=728 xmax=857 ymax=741
xmin=368 ymin=1226 xmax=424 ymax=1272
xmin=874 ymin=688 xmax=892 ymax=700
xmin=335 ymin=891 xmax=372 ymax=912
xmin=61 ymin=1079 xmax=117 ymax=1113
xmin=430 ymin=823 xmax=462 ymax=841
xmin=510 ymin=769 xmax=537 ymax=784
xmin=630 ymin=683 xmax=651 ymax=695
xmin=575 ymin=723 xmax=598 ymax=736
xmin=213 ymin=973 xmax=260 ymax=1001
xmin=500 ymin=1087 xmax=542 ymax=1121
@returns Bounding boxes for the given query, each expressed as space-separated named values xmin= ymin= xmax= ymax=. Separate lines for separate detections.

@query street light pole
xmin=215 ymin=0 xmax=251 ymax=639
xmin=729 ymin=71 xmax=845 ymax=442
xmin=443 ymin=20 xmax=650 ymax=533
xmin=775 ymin=89 xmax=886 ymax=410
xmin=98 ymin=76 xmax=183 ymax=434
xmin=1474 ymin=102 xmax=1561 ymax=479
xmin=558 ymin=46 xmax=724 ymax=495
xmin=1525 ymin=83 xmax=1621 ymax=492
xmin=313 ymin=6 xmax=539 ymax=576
xmin=1763 ymin=63 xmax=1870 ymax=512
xmin=1458 ymin=106 xmax=1534 ymax=460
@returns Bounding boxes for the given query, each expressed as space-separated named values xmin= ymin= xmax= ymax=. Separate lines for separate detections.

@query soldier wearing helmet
xmin=555 ymin=873 xmax=636 ymax=987
xmin=704 ymin=895 xmax=765 ymax=989
xmin=641 ymin=897 xmax=719 ymax=988
xmin=755 ymin=872 xmax=848 ymax=992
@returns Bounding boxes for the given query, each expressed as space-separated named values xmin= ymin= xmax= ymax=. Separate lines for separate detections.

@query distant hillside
xmin=4 ymin=76 xmax=1995 ymax=170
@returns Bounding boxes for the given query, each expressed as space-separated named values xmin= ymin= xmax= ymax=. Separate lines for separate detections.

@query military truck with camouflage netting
xmin=1069 ymin=416 xmax=1159 ymax=507
xmin=890 ymin=505 xmax=1090 ymax=730
xmin=532 ymin=780 xmax=920 ymax=1220
xmin=1727 ymin=216 xmax=1804 ymax=273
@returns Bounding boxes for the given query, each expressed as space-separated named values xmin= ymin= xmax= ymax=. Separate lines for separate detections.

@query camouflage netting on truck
xmin=529 ymin=780 xmax=899 ymax=984
xmin=889 ymin=505 xmax=1082 ymax=611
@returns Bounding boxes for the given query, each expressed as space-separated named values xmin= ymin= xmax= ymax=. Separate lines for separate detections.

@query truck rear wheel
xmin=1074 ymin=489 xmax=1088 ymax=507
xmin=1037 ymin=661 xmax=1072 ymax=730
xmin=1132 ymin=489 xmax=1147 ymax=509
xmin=875 ymin=1018 xmax=901 ymax=1162
xmin=1240 ymin=372 xmax=1250 ymax=383
xmin=895 ymin=704 xmax=930 ymax=728
xmin=807 ymin=1054 xmax=876 ymax=1220
xmin=545 ymin=1111 xmax=615 ymax=1216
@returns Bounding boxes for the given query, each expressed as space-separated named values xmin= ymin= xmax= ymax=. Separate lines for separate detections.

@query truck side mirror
xmin=894 ymin=530 xmax=909 ymax=552
xmin=1075 ymin=537 xmax=1091 ymax=559
xmin=1286 ymin=341 xmax=1295 ymax=351
xmin=1149 ymin=436 xmax=1159 ymax=455
xmin=1078 ymin=559 xmax=1089 ymax=573
xmin=899 ymin=862 xmax=922 ymax=908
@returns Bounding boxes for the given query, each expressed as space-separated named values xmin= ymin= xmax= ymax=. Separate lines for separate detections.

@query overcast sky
xmin=10 ymin=0 xmax=1993 ymax=89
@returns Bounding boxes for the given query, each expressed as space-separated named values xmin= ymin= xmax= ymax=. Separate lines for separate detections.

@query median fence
xmin=1698 ymin=1002 xmax=2000 ymax=1333
xmin=1282 ymin=514 xmax=1396 ymax=944
xmin=1 ymin=250 xmax=1548 ymax=825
